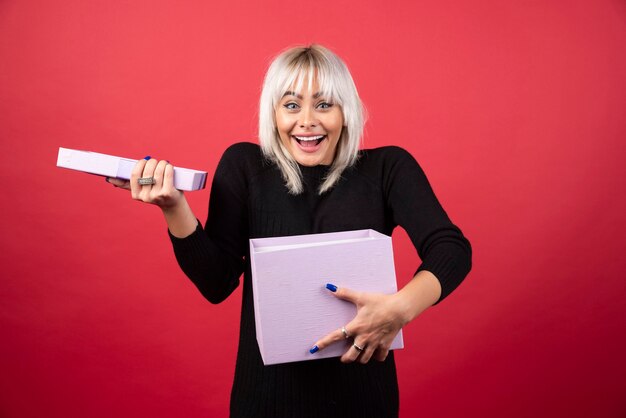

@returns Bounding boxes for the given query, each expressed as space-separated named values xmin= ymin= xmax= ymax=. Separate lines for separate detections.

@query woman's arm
xmin=107 ymin=147 xmax=249 ymax=303
xmin=384 ymin=146 xmax=472 ymax=302
xmin=311 ymin=147 xmax=471 ymax=363
xmin=161 ymin=197 xmax=200 ymax=238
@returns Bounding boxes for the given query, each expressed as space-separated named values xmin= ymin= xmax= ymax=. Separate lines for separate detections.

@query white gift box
xmin=56 ymin=147 xmax=207 ymax=191
xmin=249 ymin=229 xmax=404 ymax=365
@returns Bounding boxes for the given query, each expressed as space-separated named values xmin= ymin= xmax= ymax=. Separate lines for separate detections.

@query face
xmin=275 ymin=81 xmax=344 ymax=166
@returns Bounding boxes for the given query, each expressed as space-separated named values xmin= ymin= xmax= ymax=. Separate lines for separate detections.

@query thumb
xmin=325 ymin=283 xmax=359 ymax=303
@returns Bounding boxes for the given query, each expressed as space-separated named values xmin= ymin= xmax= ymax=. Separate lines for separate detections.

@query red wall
xmin=1 ymin=1 xmax=625 ymax=417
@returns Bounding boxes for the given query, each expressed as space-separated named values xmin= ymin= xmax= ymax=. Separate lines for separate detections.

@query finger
xmin=152 ymin=160 xmax=168 ymax=190
xmin=340 ymin=325 xmax=353 ymax=340
xmin=163 ymin=162 xmax=175 ymax=190
xmin=130 ymin=157 xmax=149 ymax=199
xmin=358 ymin=344 xmax=376 ymax=364
xmin=106 ymin=177 xmax=131 ymax=190
xmin=326 ymin=283 xmax=360 ymax=304
xmin=374 ymin=347 xmax=390 ymax=362
xmin=341 ymin=340 xmax=366 ymax=363
xmin=137 ymin=158 xmax=158 ymax=200
xmin=309 ymin=327 xmax=347 ymax=354
xmin=142 ymin=158 xmax=158 ymax=178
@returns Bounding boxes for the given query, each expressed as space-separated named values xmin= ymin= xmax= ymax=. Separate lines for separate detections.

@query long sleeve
xmin=168 ymin=144 xmax=250 ymax=304
xmin=382 ymin=146 xmax=472 ymax=302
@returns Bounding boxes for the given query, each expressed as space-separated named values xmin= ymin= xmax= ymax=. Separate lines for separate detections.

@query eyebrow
xmin=282 ymin=91 xmax=324 ymax=99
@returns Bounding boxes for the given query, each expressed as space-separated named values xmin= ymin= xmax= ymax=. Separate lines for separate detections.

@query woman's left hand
xmin=311 ymin=286 xmax=411 ymax=364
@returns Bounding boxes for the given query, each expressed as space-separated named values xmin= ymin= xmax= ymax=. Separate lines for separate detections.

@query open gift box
xmin=249 ymin=229 xmax=404 ymax=365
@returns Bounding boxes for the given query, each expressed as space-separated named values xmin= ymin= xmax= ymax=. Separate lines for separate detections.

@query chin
xmin=296 ymin=156 xmax=325 ymax=166
xmin=293 ymin=148 xmax=331 ymax=166
xmin=290 ymin=140 xmax=334 ymax=166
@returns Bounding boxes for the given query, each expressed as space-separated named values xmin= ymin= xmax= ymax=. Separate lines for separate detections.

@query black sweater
xmin=169 ymin=142 xmax=472 ymax=418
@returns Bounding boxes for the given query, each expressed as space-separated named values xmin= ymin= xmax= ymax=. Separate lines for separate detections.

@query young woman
xmin=108 ymin=44 xmax=472 ymax=418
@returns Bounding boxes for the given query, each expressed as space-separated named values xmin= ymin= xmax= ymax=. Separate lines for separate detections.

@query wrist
xmin=395 ymin=270 xmax=442 ymax=324
xmin=160 ymin=195 xmax=186 ymax=215
xmin=392 ymin=291 xmax=418 ymax=326
xmin=161 ymin=196 xmax=197 ymax=238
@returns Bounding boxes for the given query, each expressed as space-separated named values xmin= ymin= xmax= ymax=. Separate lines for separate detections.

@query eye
xmin=283 ymin=102 xmax=299 ymax=110
xmin=317 ymin=102 xmax=334 ymax=109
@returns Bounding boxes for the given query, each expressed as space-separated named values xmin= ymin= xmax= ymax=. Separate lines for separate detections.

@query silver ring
xmin=353 ymin=343 xmax=364 ymax=352
xmin=138 ymin=177 xmax=156 ymax=185
xmin=341 ymin=327 xmax=351 ymax=339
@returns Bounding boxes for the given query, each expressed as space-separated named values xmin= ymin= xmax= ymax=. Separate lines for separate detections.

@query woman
xmin=108 ymin=44 xmax=471 ymax=417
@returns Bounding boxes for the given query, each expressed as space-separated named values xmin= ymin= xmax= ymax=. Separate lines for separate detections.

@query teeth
xmin=294 ymin=135 xmax=325 ymax=141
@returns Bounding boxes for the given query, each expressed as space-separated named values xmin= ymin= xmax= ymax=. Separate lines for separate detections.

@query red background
xmin=1 ymin=0 xmax=625 ymax=417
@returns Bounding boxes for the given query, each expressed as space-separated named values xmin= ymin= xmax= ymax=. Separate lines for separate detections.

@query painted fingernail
xmin=143 ymin=155 xmax=151 ymax=160
xmin=309 ymin=345 xmax=319 ymax=354
xmin=326 ymin=283 xmax=337 ymax=292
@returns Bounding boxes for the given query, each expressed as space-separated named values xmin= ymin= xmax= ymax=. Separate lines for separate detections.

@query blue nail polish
xmin=326 ymin=283 xmax=337 ymax=292
xmin=309 ymin=345 xmax=319 ymax=354
xmin=143 ymin=156 xmax=151 ymax=160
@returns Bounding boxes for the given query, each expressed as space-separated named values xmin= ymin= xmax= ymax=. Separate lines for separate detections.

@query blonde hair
xmin=258 ymin=45 xmax=365 ymax=194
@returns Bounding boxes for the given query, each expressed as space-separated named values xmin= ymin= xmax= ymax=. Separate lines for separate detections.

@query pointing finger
xmin=309 ymin=327 xmax=349 ymax=354
xmin=325 ymin=283 xmax=360 ymax=304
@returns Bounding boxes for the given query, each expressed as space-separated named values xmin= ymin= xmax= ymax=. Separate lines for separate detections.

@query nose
xmin=299 ymin=106 xmax=318 ymax=128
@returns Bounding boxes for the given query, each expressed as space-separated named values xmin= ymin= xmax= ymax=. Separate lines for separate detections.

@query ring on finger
xmin=341 ymin=327 xmax=351 ymax=339
xmin=353 ymin=343 xmax=365 ymax=353
xmin=138 ymin=177 xmax=156 ymax=185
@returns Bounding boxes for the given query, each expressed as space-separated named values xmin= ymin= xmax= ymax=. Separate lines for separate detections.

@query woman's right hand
xmin=106 ymin=157 xmax=184 ymax=210
xmin=107 ymin=157 xmax=199 ymax=237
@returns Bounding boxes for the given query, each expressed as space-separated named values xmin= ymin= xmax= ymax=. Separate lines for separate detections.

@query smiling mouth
xmin=292 ymin=135 xmax=327 ymax=147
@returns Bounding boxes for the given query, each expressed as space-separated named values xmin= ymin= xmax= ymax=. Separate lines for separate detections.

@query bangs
xmin=273 ymin=52 xmax=342 ymax=105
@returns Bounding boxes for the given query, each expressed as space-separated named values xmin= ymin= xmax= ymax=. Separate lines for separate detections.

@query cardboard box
xmin=56 ymin=147 xmax=207 ymax=191
xmin=249 ymin=229 xmax=404 ymax=365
